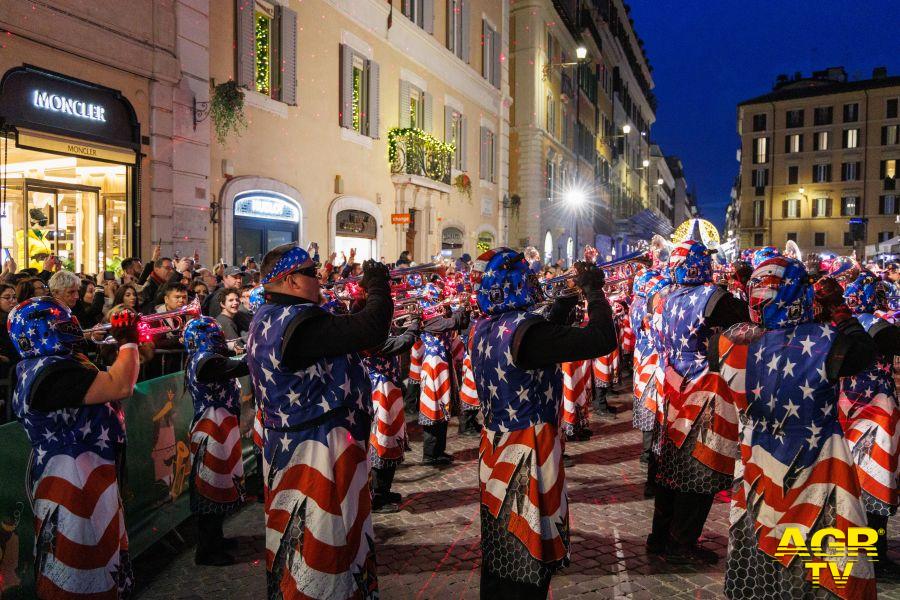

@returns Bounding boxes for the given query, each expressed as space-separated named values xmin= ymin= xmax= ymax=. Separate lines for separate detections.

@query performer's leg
xmin=372 ymin=465 xmax=400 ymax=513
xmin=667 ymin=491 xmax=717 ymax=564
xmin=459 ymin=410 xmax=480 ymax=435
xmin=435 ymin=420 xmax=450 ymax=458
xmin=647 ymin=484 xmax=675 ymax=554
xmin=423 ymin=422 xmax=451 ymax=464
xmin=480 ymin=565 xmax=551 ymax=600
xmin=196 ymin=513 xmax=234 ymax=566
xmin=640 ymin=430 xmax=653 ymax=464
xmin=592 ymin=384 xmax=617 ymax=417
xmin=422 ymin=423 xmax=438 ymax=459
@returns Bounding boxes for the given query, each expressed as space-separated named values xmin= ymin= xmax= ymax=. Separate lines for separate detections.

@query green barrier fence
xmin=0 ymin=371 xmax=257 ymax=599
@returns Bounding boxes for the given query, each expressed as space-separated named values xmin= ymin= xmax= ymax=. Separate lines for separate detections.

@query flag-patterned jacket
xmin=14 ymin=355 xmax=133 ymax=599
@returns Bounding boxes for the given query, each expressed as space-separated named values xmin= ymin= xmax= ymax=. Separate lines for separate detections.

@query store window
xmin=233 ymin=191 xmax=300 ymax=264
xmin=335 ymin=209 xmax=377 ymax=261
xmin=441 ymin=226 xmax=464 ymax=258
xmin=476 ymin=231 xmax=494 ymax=255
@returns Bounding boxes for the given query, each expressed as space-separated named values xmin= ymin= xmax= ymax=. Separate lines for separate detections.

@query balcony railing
xmin=388 ymin=127 xmax=453 ymax=185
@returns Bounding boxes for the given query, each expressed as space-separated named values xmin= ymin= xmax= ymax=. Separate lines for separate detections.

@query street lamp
xmin=564 ymin=184 xmax=589 ymax=265
xmin=621 ymin=124 xmax=631 ymax=135
xmin=575 ymin=45 xmax=588 ymax=60
xmin=656 ymin=177 xmax=664 ymax=186
xmin=642 ymin=159 xmax=650 ymax=168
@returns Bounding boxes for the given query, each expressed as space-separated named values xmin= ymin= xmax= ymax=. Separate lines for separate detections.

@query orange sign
xmin=391 ymin=213 xmax=411 ymax=224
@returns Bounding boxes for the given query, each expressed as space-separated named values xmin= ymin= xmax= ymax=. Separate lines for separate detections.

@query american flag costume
xmin=417 ymin=285 xmax=457 ymax=426
xmin=407 ymin=339 xmax=424 ymax=382
xmin=716 ymin=322 xmax=876 ymax=599
xmin=14 ymin=355 xmax=133 ymax=599
xmin=839 ymin=312 xmax=899 ymax=516
xmin=629 ymin=293 xmax=657 ymax=432
xmin=186 ymin=352 xmax=245 ymax=515
xmin=561 ymin=359 xmax=592 ymax=436
xmin=472 ymin=310 xmax=568 ymax=585
xmin=592 ymin=347 xmax=619 ymax=389
xmin=362 ymin=352 xmax=407 ymax=469
xmin=247 ymin=300 xmax=378 ymax=600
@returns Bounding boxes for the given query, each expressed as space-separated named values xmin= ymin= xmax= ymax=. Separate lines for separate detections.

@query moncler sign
xmin=32 ymin=89 xmax=107 ymax=122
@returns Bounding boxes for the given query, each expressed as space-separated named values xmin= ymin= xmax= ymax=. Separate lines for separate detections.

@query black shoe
xmin=646 ymin=537 xmax=666 ymax=556
xmin=667 ymin=544 xmax=718 ymax=565
xmin=372 ymin=497 xmax=401 ymax=514
xmin=575 ymin=428 xmax=593 ymax=441
xmin=423 ymin=455 xmax=452 ymax=466
xmin=195 ymin=550 xmax=235 ymax=566
xmin=460 ymin=428 xmax=481 ymax=437
xmin=385 ymin=491 xmax=402 ymax=503
xmin=562 ymin=454 xmax=575 ymax=468
xmin=220 ymin=537 xmax=239 ymax=551
xmin=439 ymin=453 xmax=454 ymax=462
xmin=595 ymin=407 xmax=617 ymax=420
xmin=643 ymin=481 xmax=657 ymax=498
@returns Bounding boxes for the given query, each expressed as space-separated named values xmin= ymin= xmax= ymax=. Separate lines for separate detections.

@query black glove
xmin=404 ymin=316 xmax=422 ymax=334
xmin=573 ymin=261 xmax=605 ymax=296
xmin=109 ymin=309 xmax=140 ymax=346
xmin=359 ymin=259 xmax=390 ymax=290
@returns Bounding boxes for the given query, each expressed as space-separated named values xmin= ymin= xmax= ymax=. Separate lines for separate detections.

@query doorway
xmin=233 ymin=217 xmax=298 ymax=266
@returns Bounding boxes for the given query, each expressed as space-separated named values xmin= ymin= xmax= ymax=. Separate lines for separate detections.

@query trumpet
xmin=324 ymin=262 xmax=439 ymax=289
xmin=539 ymin=252 xmax=652 ymax=300
xmin=83 ymin=298 xmax=202 ymax=344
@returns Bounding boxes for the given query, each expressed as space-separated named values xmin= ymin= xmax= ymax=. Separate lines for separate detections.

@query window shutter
xmin=459 ymin=114 xmax=467 ymax=170
xmin=798 ymin=134 xmax=803 ymax=152
xmin=492 ymin=29 xmax=501 ymax=88
xmin=339 ymin=44 xmax=353 ymax=129
xmin=784 ymin=135 xmax=790 ymax=153
xmin=880 ymin=196 xmax=886 ymax=214
xmin=883 ymin=126 xmax=889 ymax=146
xmin=368 ymin=60 xmax=380 ymax=138
xmin=444 ymin=107 xmax=453 ymax=143
xmin=399 ymin=80 xmax=411 ymax=126
xmin=446 ymin=0 xmax=456 ymax=54
xmin=782 ymin=200 xmax=788 ymax=218
xmin=880 ymin=160 xmax=887 ymax=179
xmin=480 ymin=126 xmax=488 ymax=180
xmin=826 ymin=198 xmax=833 ymax=217
xmin=813 ymin=133 xmax=819 ymax=151
xmin=460 ymin=0 xmax=470 ymax=63
xmin=235 ymin=0 xmax=256 ymax=88
xmin=423 ymin=92 xmax=433 ymax=132
xmin=482 ymin=20 xmax=490 ymax=80
xmin=277 ymin=5 xmax=298 ymax=105
xmin=826 ymin=164 xmax=832 ymax=182
xmin=423 ymin=0 xmax=434 ymax=34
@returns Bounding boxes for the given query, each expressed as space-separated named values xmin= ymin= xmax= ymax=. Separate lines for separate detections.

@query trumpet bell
xmin=83 ymin=298 xmax=203 ymax=345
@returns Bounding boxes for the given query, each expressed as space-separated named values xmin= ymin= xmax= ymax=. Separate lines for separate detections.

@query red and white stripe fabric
xmin=265 ymin=425 xmax=377 ymax=599
xmin=190 ymin=406 xmax=245 ymax=505
xmin=408 ymin=339 xmax=424 ymax=382
xmin=252 ymin=407 xmax=264 ymax=449
xmin=839 ymin=386 xmax=900 ymax=507
xmin=561 ymin=360 xmax=591 ymax=430
xmin=479 ymin=423 xmax=568 ymax=563
xmin=370 ymin=379 xmax=406 ymax=463
xmin=32 ymin=451 xmax=130 ymax=599
xmin=419 ymin=354 xmax=451 ymax=423
xmin=459 ymin=354 xmax=480 ymax=410
xmin=592 ymin=349 xmax=619 ymax=388
xmin=618 ymin=313 xmax=635 ymax=354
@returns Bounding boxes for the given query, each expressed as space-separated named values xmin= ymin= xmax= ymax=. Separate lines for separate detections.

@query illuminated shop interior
xmin=0 ymin=135 xmax=130 ymax=274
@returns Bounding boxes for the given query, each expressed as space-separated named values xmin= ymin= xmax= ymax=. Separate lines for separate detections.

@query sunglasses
xmin=290 ymin=265 xmax=319 ymax=279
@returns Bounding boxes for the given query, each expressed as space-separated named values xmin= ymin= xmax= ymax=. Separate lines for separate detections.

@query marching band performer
xmin=247 ymin=244 xmax=391 ymax=599
xmin=713 ymin=257 xmax=877 ymax=599
xmin=183 ymin=317 xmax=249 ymax=566
xmin=836 ymin=273 xmax=900 ymax=575
xmin=470 ymin=248 xmax=617 ymax=599
xmin=646 ymin=240 xmax=749 ymax=564
xmin=630 ymin=270 xmax=660 ymax=464
xmin=11 ymin=300 xmax=141 ymax=599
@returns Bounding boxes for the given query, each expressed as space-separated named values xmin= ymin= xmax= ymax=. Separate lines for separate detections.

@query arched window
xmin=476 ymin=231 xmax=494 ymax=255
xmin=441 ymin=227 xmax=465 ymax=258
xmin=233 ymin=191 xmax=301 ymax=263
xmin=335 ymin=209 xmax=377 ymax=261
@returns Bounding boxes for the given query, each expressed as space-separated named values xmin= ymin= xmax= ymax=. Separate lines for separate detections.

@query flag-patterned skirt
xmin=32 ymin=450 xmax=133 ymax=599
xmin=561 ymin=360 xmax=592 ymax=436
xmin=190 ymin=406 xmax=245 ymax=515
xmin=632 ymin=348 xmax=657 ymax=432
xmin=408 ymin=340 xmax=424 ymax=382
xmin=459 ymin=354 xmax=480 ymax=412
xmin=264 ymin=410 xmax=378 ymax=600
xmin=419 ymin=354 xmax=452 ymax=426
xmin=593 ymin=349 xmax=619 ymax=388
xmin=839 ymin=383 xmax=900 ymax=514
xmin=369 ymin=375 xmax=406 ymax=469
xmin=479 ymin=423 xmax=568 ymax=575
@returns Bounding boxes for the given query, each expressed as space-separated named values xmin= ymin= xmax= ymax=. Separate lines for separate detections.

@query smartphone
xmin=103 ymin=270 xmax=116 ymax=281
xmin=3 ymin=248 xmax=11 ymax=262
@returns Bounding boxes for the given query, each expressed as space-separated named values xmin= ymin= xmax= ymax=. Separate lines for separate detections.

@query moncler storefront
xmin=0 ymin=66 xmax=140 ymax=274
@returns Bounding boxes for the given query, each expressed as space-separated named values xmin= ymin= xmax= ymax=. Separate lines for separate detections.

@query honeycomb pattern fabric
xmin=863 ymin=490 xmax=896 ymax=517
xmin=480 ymin=461 xmax=568 ymax=587
xmin=725 ymin=505 xmax=835 ymax=600
xmin=653 ymin=403 xmax=732 ymax=495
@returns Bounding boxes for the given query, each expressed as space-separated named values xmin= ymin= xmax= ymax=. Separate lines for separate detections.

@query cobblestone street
xmin=134 ymin=389 xmax=900 ymax=599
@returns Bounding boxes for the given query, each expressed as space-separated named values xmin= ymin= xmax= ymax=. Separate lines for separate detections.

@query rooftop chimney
xmin=774 ymin=74 xmax=789 ymax=89
xmin=873 ymin=66 xmax=888 ymax=79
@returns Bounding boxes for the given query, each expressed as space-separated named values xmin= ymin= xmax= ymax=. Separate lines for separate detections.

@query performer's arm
xmin=377 ymin=330 xmax=419 ymax=356
xmin=513 ymin=264 xmax=617 ymax=369
xmin=826 ymin=316 xmax=877 ymax=380
xmin=705 ymin=288 xmax=750 ymax=328
xmin=422 ymin=309 xmax=469 ymax=333
xmin=281 ymin=264 xmax=392 ymax=369
xmin=196 ymin=354 xmax=250 ymax=383
xmin=545 ymin=295 xmax=579 ymax=325
xmin=872 ymin=322 xmax=900 ymax=357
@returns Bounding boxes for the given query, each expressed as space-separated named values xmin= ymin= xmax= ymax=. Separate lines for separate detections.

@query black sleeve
xmin=282 ymin=279 xmax=393 ymax=370
xmin=138 ymin=261 xmax=154 ymax=285
xmin=513 ymin=292 xmax=617 ymax=370
xmin=873 ymin=323 xmax=900 ymax=357
xmin=196 ymin=355 xmax=249 ymax=383
xmin=30 ymin=362 xmax=100 ymax=412
xmin=826 ymin=317 xmax=878 ymax=380
xmin=376 ymin=330 xmax=418 ymax=356
xmin=707 ymin=289 xmax=750 ymax=328
xmin=546 ymin=295 xmax=579 ymax=325
xmin=422 ymin=309 xmax=469 ymax=333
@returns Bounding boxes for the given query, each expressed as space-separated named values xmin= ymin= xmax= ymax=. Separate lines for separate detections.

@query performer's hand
xmin=109 ymin=308 xmax=141 ymax=346
xmin=573 ymin=261 xmax=605 ymax=295
xmin=813 ymin=276 xmax=844 ymax=322
xmin=359 ymin=259 xmax=390 ymax=289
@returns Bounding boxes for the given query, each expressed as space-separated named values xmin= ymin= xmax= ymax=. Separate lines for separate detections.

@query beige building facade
xmin=208 ymin=0 xmax=509 ymax=265
xmin=0 ymin=0 xmax=210 ymax=270
xmin=736 ymin=67 xmax=900 ymax=258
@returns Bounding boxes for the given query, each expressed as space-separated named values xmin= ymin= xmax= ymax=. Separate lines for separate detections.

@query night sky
xmin=627 ymin=0 xmax=899 ymax=232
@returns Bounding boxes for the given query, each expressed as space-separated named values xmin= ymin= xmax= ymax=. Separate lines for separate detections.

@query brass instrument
xmin=539 ymin=252 xmax=652 ymax=300
xmin=324 ymin=262 xmax=439 ymax=290
xmin=83 ymin=298 xmax=202 ymax=344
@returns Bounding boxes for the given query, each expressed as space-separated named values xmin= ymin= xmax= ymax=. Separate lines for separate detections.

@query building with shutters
xmin=0 ymin=0 xmax=210 ymax=267
xmin=735 ymin=66 xmax=900 ymax=258
xmin=207 ymin=0 xmax=509 ymax=265
xmin=507 ymin=0 xmax=659 ymax=266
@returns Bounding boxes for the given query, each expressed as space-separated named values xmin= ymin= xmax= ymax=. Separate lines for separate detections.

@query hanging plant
xmin=210 ymin=80 xmax=247 ymax=145
xmin=454 ymin=172 xmax=473 ymax=201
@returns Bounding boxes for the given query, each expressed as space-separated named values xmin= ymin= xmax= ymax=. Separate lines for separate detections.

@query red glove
xmin=109 ymin=309 xmax=140 ymax=346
